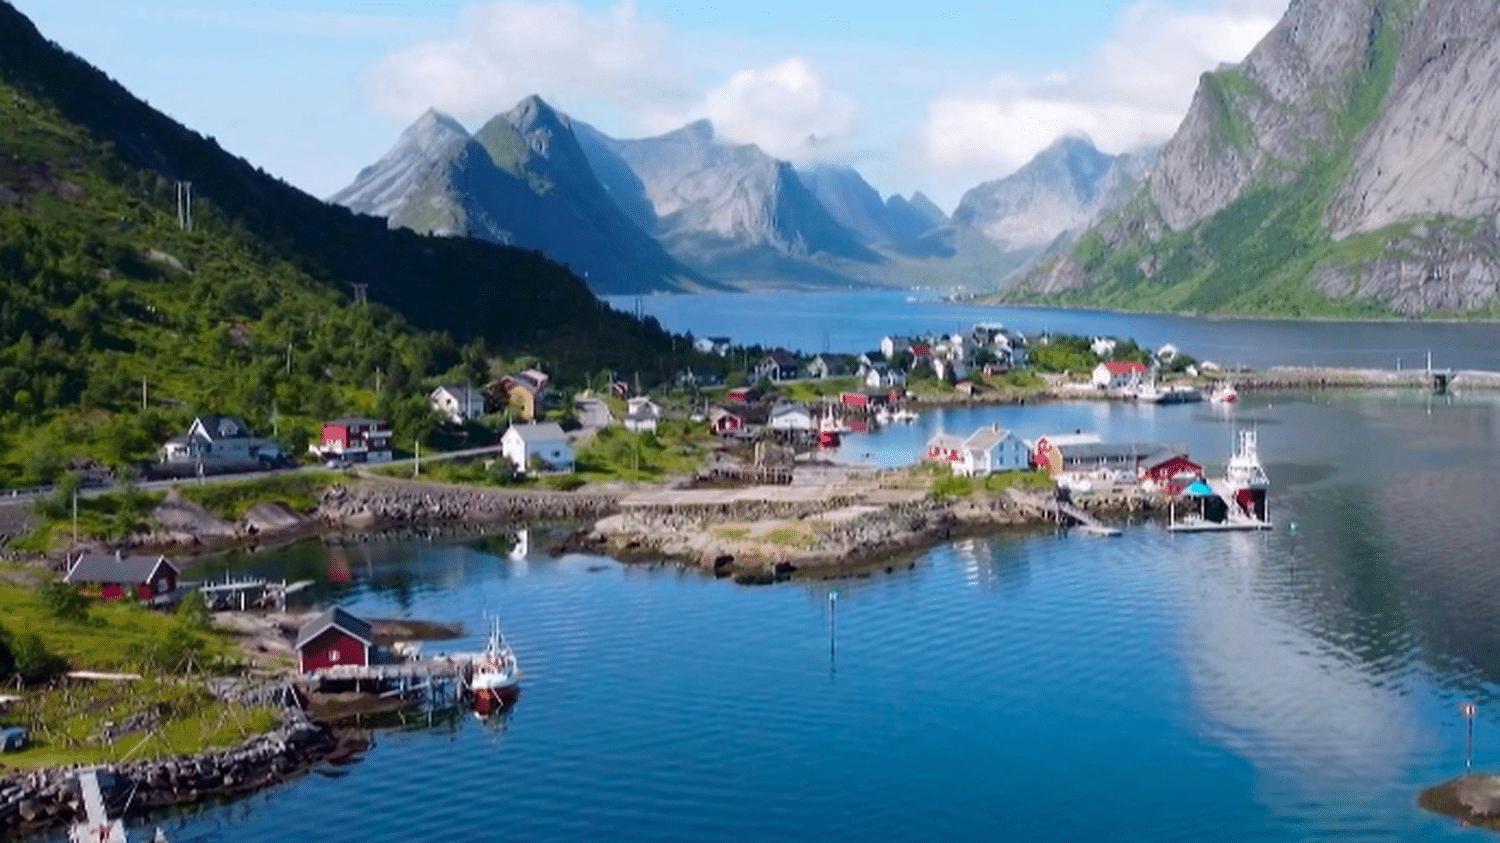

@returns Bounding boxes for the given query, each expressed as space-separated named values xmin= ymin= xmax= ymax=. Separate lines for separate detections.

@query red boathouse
xmin=296 ymin=607 xmax=374 ymax=674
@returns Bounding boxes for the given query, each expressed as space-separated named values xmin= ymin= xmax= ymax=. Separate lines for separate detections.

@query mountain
xmin=953 ymin=136 xmax=1156 ymax=254
xmin=574 ymin=119 xmax=884 ymax=287
xmin=332 ymin=97 xmax=712 ymax=294
xmin=797 ymin=165 xmax=949 ymax=254
xmin=1009 ymin=0 xmax=1500 ymax=317
xmin=0 ymin=1 xmax=687 ymax=485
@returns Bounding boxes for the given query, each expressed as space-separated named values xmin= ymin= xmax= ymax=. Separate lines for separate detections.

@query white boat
xmin=1209 ymin=383 xmax=1238 ymax=404
xmin=891 ymin=407 xmax=919 ymax=423
xmin=469 ymin=616 xmax=520 ymax=710
xmin=818 ymin=408 xmax=852 ymax=434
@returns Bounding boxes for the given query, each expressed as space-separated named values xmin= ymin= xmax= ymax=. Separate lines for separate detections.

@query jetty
xmin=199 ymin=577 xmax=311 ymax=611
xmin=1006 ymin=489 xmax=1122 ymax=536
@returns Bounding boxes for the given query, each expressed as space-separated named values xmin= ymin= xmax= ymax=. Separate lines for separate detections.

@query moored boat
xmin=469 ymin=616 xmax=520 ymax=711
xmin=1209 ymin=383 xmax=1238 ymax=404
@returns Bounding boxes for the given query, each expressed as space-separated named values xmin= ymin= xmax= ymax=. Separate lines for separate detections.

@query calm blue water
xmin=77 ymin=388 xmax=1500 ymax=843
xmin=608 ymin=290 xmax=1500 ymax=370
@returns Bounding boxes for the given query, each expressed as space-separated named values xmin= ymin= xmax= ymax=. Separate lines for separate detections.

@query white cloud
xmin=636 ymin=57 xmax=861 ymax=164
xmin=913 ymin=0 xmax=1283 ymax=182
xmin=361 ymin=0 xmax=685 ymax=125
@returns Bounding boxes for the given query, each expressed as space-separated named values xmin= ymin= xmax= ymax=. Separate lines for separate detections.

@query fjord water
xmin=88 ymin=390 xmax=1500 ymax=843
xmin=613 ymin=290 xmax=1500 ymax=368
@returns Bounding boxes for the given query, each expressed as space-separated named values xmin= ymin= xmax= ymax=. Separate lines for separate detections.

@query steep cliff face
xmin=954 ymin=136 xmax=1155 ymax=252
xmin=1014 ymin=0 xmax=1500 ymax=317
xmin=575 ymin=119 xmax=882 ymax=286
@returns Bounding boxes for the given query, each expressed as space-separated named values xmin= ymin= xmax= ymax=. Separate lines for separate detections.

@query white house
xmin=807 ymin=354 xmax=857 ymax=380
xmin=161 ymin=415 xmax=285 ymax=467
xmin=572 ymin=396 xmax=613 ymax=430
xmin=933 ymin=357 xmax=968 ymax=382
xmin=501 ymin=423 xmax=574 ymax=474
xmin=880 ymin=336 xmax=910 ymax=359
xmin=1092 ymin=361 xmax=1148 ymax=389
xmin=956 ymin=424 xmax=1029 ymax=477
xmin=865 ymin=365 xmax=907 ymax=390
xmin=623 ymin=396 xmax=661 ymax=433
xmin=429 ymin=385 xmax=485 ymax=424
xmin=768 ymin=404 xmax=814 ymax=432
xmin=693 ymin=336 xmax=732 ymax=356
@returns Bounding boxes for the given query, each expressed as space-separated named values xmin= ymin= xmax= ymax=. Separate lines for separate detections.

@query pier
xmin=1006 ymin=489 xmax=1122 ymax=536
xmin=199 ymin=578 xmax=310 ymax=611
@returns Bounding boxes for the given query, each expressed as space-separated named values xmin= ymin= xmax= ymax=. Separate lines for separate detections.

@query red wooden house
xmin=1140 ymin=452 xmax=1203 ymax=495
xmin=296 ymin=607 xmax=374 ymax=674
xmin=64 ymin=552 xmax=179 ymax=601
xmin=316 ymin=417 xmax=393 ymax=463
xmin=708 ymin=407 xmax=745 ymax=436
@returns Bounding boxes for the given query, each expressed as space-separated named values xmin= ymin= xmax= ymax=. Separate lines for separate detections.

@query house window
xmin=329 ymin=649 xmax=341 ymax=663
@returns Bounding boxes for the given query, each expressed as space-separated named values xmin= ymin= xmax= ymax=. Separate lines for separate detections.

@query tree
xmin=9 ymin=631 xmax=68 ymax=684
xmin=35 ymin=581 xmax=90 ymax=622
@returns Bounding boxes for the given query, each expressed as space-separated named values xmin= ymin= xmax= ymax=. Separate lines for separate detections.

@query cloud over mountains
xmin=362 ymin=0 xmax=1285 ymax=209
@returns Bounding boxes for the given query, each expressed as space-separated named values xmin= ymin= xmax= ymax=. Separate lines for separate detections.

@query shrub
xmin=6 ymin=629 xmax=69 ymax=684
xmin=127 ymin=623 xmax=209 ymax=674
xmin=35 ymin=581 xmax=91 ymax=622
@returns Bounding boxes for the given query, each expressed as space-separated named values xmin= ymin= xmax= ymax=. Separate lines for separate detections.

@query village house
xmin=429 ymin=385 xmax=485 ymax=424
xmin=1052 ymin=441 xmax=1182 ymax=476
xmin=768 ymin=403 xmax=814 ymax=432
xmin=296 ymin=607 xmax=375 ymax=674
xmin=693 ymin=336 xmax=733 ymax=356
xmin=708 ymin=406 xmax=745 ymax=436
xmin=910 ymin=343 xmax=934 ymax=367
xmin=623 ymin=396 xmax=662 ymax=433
xmin=933 ymin=357 xmax=968 ymax=383
xmin=1139 ymin=452 xmax=1203 ymax=495
xmin=857 ymin=351 xmax=887 ymax=372
xmin=1092 ymin=361 xmax=1149 ymax=389
xmin=925 ymin=433 xmax=965 ymax=464
xmin=865 ymin=364 xmax=907 ymax=390
xmin=313 ymin=417 xmax=393 ymax=463
xmin=502 ymin=422 xmax=574 ymax=473
xmin=726 ymin=386 xmax=762 ymax=403
xmin=572 ymin=396 xmax=613 ymax=430
xmin=502 ymin=370 xmax=551 ymax=421
xmin=755 ymin=353 xmax=802 ymax=383
xmin=956 ymin=424 xmax=1029 ymax=477
xmin=806 ymin=353 xmax=858 ymax=380
xmin=161 ymin=415 xmax=286 ymax=469
xmin=676 ymin=368 xmax=725 ymax=388
xmin=879 ymin=336 xmax=910 ymax=359
xmin=64 ymin=551 xmax=179 ymax=601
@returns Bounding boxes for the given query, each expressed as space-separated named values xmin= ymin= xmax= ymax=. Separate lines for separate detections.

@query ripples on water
xmin=75 ymin=391 xmax=1500 ymax=843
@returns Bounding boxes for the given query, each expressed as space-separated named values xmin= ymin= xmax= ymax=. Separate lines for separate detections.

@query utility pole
xmin=375 ymin=367 xmax=382 ymax=394
xmin=414 ymin=440 xmax=420 ymax=478
xmin=71 ymin=484 xmax=78 ymax=548
xmin=285 ymin=342 xmax=292 ymax=376
xmin=141 ymin=378 xmax=147 ymax=411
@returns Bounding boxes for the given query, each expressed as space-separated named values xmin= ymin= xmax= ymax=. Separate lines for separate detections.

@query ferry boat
xmin=469 ymin=616 xmax=520 ymax=712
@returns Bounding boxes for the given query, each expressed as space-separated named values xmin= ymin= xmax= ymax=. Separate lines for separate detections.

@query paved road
xmin=0 ymin=444 xmax=508 ymax=506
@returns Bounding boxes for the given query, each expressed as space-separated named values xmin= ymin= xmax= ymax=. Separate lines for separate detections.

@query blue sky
xmin=11 ymin=0 xmax=1285 ymax=211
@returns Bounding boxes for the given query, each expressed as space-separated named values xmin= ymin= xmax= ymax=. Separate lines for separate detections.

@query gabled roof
xmin=1143 ymin=451 xmax=1197 ymax=470
xmin=927 ymin=433 xmax=964 ymax=450
xmin=708 ymin=406 xmax=742 ymax=422
xmin=1061 ymin=442 xmax=1173 ymax=462
xmin=432 ymin=384 xmax=482 ymax=403
xmin=296 ymin=606 xmax=373 ymax=650
xmin=762 ymin=352 xmax=799 ymax=367
xmin=65 ymin=553 xmax=176 ymax=585
xmin=507 ymin=422 xmax=569 ymax=443
xmin=771 ymin=403 xmax=810 ymax=418
xmin=191 ymin=415 xmax=251 ymax=441
xmin=963 ymin=425 xmax=1013 ymax=452
xmin=1100 ymin=361 xmax=1148 ymax=375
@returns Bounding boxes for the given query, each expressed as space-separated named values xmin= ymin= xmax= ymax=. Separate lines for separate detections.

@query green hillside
xmin=0 ymin=2 xmax=691 ymax=486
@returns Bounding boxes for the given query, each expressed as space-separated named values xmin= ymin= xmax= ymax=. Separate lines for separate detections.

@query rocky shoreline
xmin=568 ymin=487 xmax=1160 ymax=583
xmin=0 ymin=707 xmax=343 ymax=838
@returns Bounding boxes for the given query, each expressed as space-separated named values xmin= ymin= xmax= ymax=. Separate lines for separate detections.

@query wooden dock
xmin=1006 ymin=489 xmax=1122 ymax=536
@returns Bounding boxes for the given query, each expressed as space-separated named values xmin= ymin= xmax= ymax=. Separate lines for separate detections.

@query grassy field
xmin=0 ymin=576 xmax=277 ymax=769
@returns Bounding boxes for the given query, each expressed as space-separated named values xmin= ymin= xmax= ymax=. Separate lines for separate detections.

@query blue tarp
xmin=1184 ymin=481 xmax=1213 ymax=496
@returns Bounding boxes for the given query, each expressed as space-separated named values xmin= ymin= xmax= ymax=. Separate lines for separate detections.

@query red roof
xmin=1101 ymin=361 xmax=1148 ymax=375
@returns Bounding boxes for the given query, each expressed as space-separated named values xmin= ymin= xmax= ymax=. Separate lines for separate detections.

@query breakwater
xmin=316 ymin=480 xmax=621 ymax=529
xmin=0 ymin=709 xmax=337 ymax=837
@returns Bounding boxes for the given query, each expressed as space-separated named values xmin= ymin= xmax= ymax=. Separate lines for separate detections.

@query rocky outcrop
xmin=0 ymin=709 xmax=335 ymax=836
xmin=151 ymin=490 xmax=238 ymax=541
xmin=315 ymin=482 xmax=620 ymax=528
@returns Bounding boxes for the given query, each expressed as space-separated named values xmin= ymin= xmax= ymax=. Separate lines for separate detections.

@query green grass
xmin=0 ymin=676 xmax=278 ymax=770
xmin=175 ymin=471 xmax=338 ymax=521
xmin=574 ymin=420 xmax=711 ymax=483
xmin=931 ymin=469 xmax=1052 ymax=498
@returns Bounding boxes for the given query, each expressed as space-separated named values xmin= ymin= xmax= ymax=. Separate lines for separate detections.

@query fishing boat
xmin=469 ymin=616 xmax=520 ymax=712
xmin=891 ymin=407 xmax=919 ymax=423
xmin=817 ymin=407 xmax=849 ymax=447
xmin=1209 ymin=383 xmax=1238 ymax=404
xmin=1223 ymin=428 xmax=1269 ymax=521
xmin=1167 ymin=430 xmax=1271 ymax=532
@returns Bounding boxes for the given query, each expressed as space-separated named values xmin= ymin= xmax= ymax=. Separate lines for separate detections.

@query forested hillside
xmin=0 ymin=2 xmax=689 ymax=486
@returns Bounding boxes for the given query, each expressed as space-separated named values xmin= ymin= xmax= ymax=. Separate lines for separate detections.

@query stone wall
xmin=0 ymin=709 xmax=334 ymax=836
xmin=316 ymin=481 xmax=621 ymax=529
